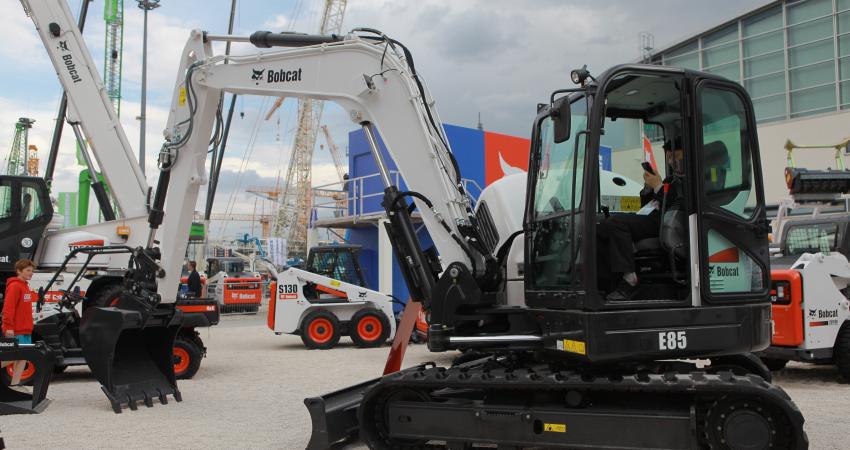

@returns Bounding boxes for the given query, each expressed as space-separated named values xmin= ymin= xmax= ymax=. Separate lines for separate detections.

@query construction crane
xmin=320 ymin=124 xmax=347 ymax=182
xmin=197 ymin=212 xmax=275 ymax=239
xmin=103 ymin=0 xmax=123 ymax=115
xmin=4 ymin=118 xmax=36 ymax=176
xmin=27 ymin=144 xmax=39 ymax=176
xmin=271 ymin=0 xmax=347 ymax=260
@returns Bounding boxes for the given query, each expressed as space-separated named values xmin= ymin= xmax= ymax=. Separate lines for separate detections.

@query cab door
xmin=692 ymin=81 xmax=770 ymax=305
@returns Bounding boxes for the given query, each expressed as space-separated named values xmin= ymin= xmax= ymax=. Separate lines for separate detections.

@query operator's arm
xmin=640 ymin=171 xmax=664 ymax=206
xmin=2 ymin=284 xmax=19 ymax=336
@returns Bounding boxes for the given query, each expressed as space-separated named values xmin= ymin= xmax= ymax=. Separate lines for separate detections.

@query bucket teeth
xmin=144 ymin=394 xmax=154 ymax=408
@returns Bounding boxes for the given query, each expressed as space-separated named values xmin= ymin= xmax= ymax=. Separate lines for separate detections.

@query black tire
xmin=835 ymin=321 xmax=850 ymax=381
xmin=760 ymin=357 xmax=789 ymax=372
xmin=350 ymin=308 xmax=391 ymax=348
xmin=173 ymin=336 xmax=203 ymax=379
xmin=87 ymin=282 xmax=125 ymax=309
xmin=300 ymin=310 xmax=341 ymax=349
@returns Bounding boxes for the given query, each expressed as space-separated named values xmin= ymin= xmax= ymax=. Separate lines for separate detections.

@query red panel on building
xmin=484 ymin=131 xmax=529 ymax=185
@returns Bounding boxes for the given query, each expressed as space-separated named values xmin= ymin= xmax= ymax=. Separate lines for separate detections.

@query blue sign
xmin=599 ymin=145 xmax=612 ymax=171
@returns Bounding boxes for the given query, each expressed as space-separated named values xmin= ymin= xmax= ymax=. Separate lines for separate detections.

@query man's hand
xmin=4 ymin=330 xmax=14 ymax=338
xmin=644 ymin=170 xmax=662 ymax=190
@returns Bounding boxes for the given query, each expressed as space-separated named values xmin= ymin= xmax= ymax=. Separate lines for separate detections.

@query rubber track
xmin=360 ymin=363 xmax=809 ymax=449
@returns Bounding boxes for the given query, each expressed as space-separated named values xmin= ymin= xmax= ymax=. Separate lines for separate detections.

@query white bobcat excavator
xmin=16 ymin=0 xmax=216 ymax=412
xmin=26 ymin=1 xmax=808 ymax=448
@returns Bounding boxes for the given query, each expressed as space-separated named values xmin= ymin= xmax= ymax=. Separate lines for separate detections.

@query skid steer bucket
xmin=0 ymin=339 xmax=55 ymax=415
xmin=80 ymin=300 xmax=183 ymax=413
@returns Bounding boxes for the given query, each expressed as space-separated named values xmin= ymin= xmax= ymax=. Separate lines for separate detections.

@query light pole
xmin=136 ymin=0 xmax=160 ymax=175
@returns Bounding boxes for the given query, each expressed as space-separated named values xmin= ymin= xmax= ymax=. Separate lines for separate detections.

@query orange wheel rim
xmin=173 ymin=347 xmax=190 ymax=375
xmin=357 ymin=316 xmax=383 ymax=341
xmin=109 ymin=297 xmax=119 ymax=307
xmin=6 ymin=361 xmax=35 ymax=382
xmin=308 ymin=318 xmax=333 ymax=343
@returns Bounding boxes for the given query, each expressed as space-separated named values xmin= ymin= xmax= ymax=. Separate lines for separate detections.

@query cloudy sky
xmin=3 ymin=0 xmax=769 ymax=238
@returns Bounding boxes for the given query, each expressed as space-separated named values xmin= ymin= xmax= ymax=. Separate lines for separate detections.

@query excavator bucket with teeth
xmin=80 ymin=298 xmax=182 ymax=414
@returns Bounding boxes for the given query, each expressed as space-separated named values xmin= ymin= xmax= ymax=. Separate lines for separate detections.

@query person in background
xmin=187 ymin=260 xmax=203 ymax=298
xmin=2 ymin=259 xmax=36 ymax=385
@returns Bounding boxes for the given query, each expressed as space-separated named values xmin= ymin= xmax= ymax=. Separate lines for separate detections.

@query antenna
xmin=477 ymin=112 xmax=483 ymax=131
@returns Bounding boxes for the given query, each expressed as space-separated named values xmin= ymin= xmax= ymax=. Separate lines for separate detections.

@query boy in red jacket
xmin=2 ymin=259 xmax=35 ymax=343
xmin=2 ymin=259 xmax=36 ymax=385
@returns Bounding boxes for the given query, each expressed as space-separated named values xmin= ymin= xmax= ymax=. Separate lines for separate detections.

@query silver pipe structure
xmin=136 ymin=0 xmax=161 ymax=175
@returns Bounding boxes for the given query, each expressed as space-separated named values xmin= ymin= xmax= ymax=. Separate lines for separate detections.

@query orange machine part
xmin=222 ymin=277 xmax=262 ymax=305
xmin=315 ymin=284 xmax=348 ymax=299
xmin=267 ymin=281 xmax=277 ymax=330
xmin=770 ymin=269 xmax=804 ymax=347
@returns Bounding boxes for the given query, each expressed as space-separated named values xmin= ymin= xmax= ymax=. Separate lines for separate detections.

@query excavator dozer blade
xmin=304 ymin=363 xmax=432 ymax=450
xmin=0 ymin=339 xmax=55 ymax=415
xmin=80 ymin=303 xmax=182 ymax=413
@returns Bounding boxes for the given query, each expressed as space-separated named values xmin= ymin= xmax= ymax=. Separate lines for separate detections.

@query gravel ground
xmin=2 ymin=311 xmax=848 ymax=449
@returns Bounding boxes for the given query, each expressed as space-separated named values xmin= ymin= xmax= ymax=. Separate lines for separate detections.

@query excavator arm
xmin=155 ymin=29 xmax=487 ymax=304
xmin=21 ymin=0 xmax=148 ymax=217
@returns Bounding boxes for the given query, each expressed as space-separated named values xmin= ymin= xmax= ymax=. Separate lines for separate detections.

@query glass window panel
xmin=704 ymin=24 xmax=738 ymax=47
xmin=841 ymin=34 xmax=850 ymax=57
xmin=704 ymin=42 xmax=740 ymax=67
xmin=20 ymin=186 xmax=42 ymax=222
xmin=790 ymin=60 xmax=835 ymax=89
xmin=746 ymin=72 xmax=786 ymax=97
xmin=665 ymin=52 xmax=700 ymax=70
xmin=787 ymin=0 xmax=832 ymax=25
xmin=753 ymin=94 xmax=787 ymax=121
xmin=700 ymin=87 xmax=756 ymax=219
xmin=705 ymin=62 xmax=740 ymax=81
xmin=841 ymin=80 xmax=850 ymax=105
xmin=788 ymin=16 xmax=834 ymax=46
xmin=744 ymin=52 xmax=784 ymax=77
xmin=743 ymin=30 xmax=783 ymax=57
xmin=841 ymin=56 xmax=850 ymax=80
xmin=789 ymin=39 xmax=835 ymax=67
xmin=666 ymin=41 xmax=698 ymax=58
xmin=791 ymin=85 xmax=836 ymax=116
xmin=841 ymin=0 xmax=850 ymax=11
xmin=840 ymin=11 xmax=850 ymax=33
xmin=743 ymin=5 xmax=783 ymax=36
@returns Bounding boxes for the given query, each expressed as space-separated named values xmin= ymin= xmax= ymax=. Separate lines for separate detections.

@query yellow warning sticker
xmin=178 ymin=87 xmax=187 ymax=106
xmin=619 ymin=196 xmax=641 ymax=212
xmin=562 ymin=339 xmax=586 ymax=355
xmin=544 ymin=423 xmax=566 ymax=433
xmin=330 ymin=280 xmax=341 ymax=287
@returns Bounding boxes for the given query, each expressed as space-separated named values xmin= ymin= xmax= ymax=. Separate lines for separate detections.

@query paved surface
xmin=2 ymin=311 xmax=847 ymax=449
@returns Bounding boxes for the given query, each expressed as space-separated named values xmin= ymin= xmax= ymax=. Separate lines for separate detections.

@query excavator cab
xmin=521 ymin=65 xmax=772 ymax=361
xmin=0 ymin=176 xmax=52 ymax=279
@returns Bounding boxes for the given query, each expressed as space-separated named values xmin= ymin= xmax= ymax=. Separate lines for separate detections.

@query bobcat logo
xmin=809 ymin=309 xmax=817 ymax=318
xmin=58 ymin=40 xmax=68 ymax=51
xmin=251 ymin=68 xmax=264 ymax=84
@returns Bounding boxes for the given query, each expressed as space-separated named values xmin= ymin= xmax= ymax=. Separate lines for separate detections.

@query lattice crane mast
xmin=271 ymin=0 xmax=347 ymax=259
xmin=4 ymin=118 xmax=35 ymax=176
xmin=103 ymin=0 xmax=124 ymax=115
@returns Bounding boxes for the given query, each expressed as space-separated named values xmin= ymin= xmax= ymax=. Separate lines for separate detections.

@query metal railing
xmin=310 ymin=171 xmax=484 ymax=225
